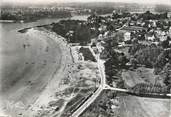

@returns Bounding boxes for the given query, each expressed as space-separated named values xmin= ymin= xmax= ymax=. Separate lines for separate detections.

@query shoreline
xmin=2 ymin=13 xmax=171 ymax=117
xmin=2 ymin=27 xmax=74 ymax=117
xmin=1 ymin=15 xmax=90 ymax=116
xmin=26 ymin=28 xmax=100 ymax=117
xmin=26 ymin=28 xmax=74 ymax=116
xmin=0 ymin=20 xmax=15 ymax=23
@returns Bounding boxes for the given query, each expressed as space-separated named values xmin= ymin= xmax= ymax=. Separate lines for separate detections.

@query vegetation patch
xmin=79 ymin=47 xmax=96 ymax=62
xmin=51 ymin=20 xmax=99 ymax=45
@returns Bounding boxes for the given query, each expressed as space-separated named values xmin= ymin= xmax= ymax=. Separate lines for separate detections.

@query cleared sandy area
xmin=0 ymin=28 xmax=73 ymax=116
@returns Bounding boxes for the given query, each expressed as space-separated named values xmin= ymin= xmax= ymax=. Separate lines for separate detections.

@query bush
xmin=154 ymin=49 xmax=171 ymax=73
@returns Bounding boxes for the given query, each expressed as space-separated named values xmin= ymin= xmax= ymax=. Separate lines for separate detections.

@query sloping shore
xmin=1 ymin=28 xmax=73 ymax=117
xmin=26 ymin=28 xmax=74 ymax=116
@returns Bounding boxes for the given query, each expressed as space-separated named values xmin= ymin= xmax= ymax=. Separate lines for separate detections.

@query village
xmin=1 ymin=2 xmax=171 ymax=116
xmin=41 ymin=10 xmax=171 ymax=116
xmin=50 ymin=10 xmax=171 ymax=89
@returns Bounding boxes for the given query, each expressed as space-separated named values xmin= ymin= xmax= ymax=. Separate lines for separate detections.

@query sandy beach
xmin=0 ymin=28 xmax=74 ymax=116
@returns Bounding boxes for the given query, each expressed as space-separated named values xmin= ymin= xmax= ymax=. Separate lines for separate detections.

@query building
xmin=168 ymin=27 xmax=171 ymax=38
xmin=167 ymin=12 xmax=171 ymax=18
xmin=124 ymin=32 xmax=131 ymax=41
xmin=147 ymin=34 xmax=155 ymax=41
xmin=160 ymin=31 xmax=167 ymax=42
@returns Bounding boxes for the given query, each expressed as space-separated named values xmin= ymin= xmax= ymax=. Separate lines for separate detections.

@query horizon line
xmin=1 ymin=1 xmax=171 ymax=6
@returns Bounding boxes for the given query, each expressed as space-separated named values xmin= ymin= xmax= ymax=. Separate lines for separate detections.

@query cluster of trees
xmin=87 ymin=14 xmax=105 ymax=29
xmin=102 ymin=47 xmax=128 ymax=87
xmin=101 ymin=43 xmax=171 ymax=88
xmin=154 ymin=49 xmax=171 ymax=73
xmin=133 ymin=46 xmax=163 ymax=68
xmin=155 ymin=5 xmax=171 ymax=13
xmin=106 ymin=18 xmax=128 ymax=31
xmin=131 ymin=83 xmax=170 ymax=94
xmin=128 ymin=43 xmax=148 ymax=55
xmin=0 ymin=8 xmax=71 ymax=22
xmin=101 ymin=47 xmax=128 ymax=68
xmin=96 ymin=32 xmax=129 ymax=87
xmin=161 ymin=63 xmax=171 ymax=86
xmin=52 ymin=20 xmax=98 ymax=45
xmin=161 ymin=36 xmax=171 ymax=49
xmin=112 ymin=12 xmax=131 ymax=19
xmin=139 ymin=11 xmax=168 ymax=20
xmin=130 ymin=29 xmax=146 ymax=41
xmin=163 ymin=63 xmax=171 ymax=85
xmin=128 ymin=42 xmax=165 ymax=68
xmin=155 ymin=20 xmax=171 ymax=31
xmin=129 ymin=43 xmax=171 ymax=86
xmin=92 ymin=7 xmax=115 ymax=15
xmin=104 ymin=58 xmax=125 ymax=88
xmin=87 ymin=13 xmax=129 ymax=33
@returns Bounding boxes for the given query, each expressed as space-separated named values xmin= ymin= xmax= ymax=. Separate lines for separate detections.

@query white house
xmin=98 ymin=34 xmax=103 ymax=40
xmin=147 ymin=35 xmax=155 ymax=41
xmin=160 ymin=31 xmax=167 ymax=42
xmin=167 ymin=12 xmax=171 ymax=18
xmin=97 ymin=42 xmax=105 ymax=53
xmin=168 ymin=27 xmax=171 ymax=38
xmin=104 ymin=31 xmax=110 ymax=37
xmin=124 ymin=32 xmax=131 ymax=41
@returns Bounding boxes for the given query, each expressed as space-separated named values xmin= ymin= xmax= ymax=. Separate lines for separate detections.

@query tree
xmin=154 ymin=49 xmax=171 ymax=74
xmin=161 ymin=36 xmax=170 ymax=49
